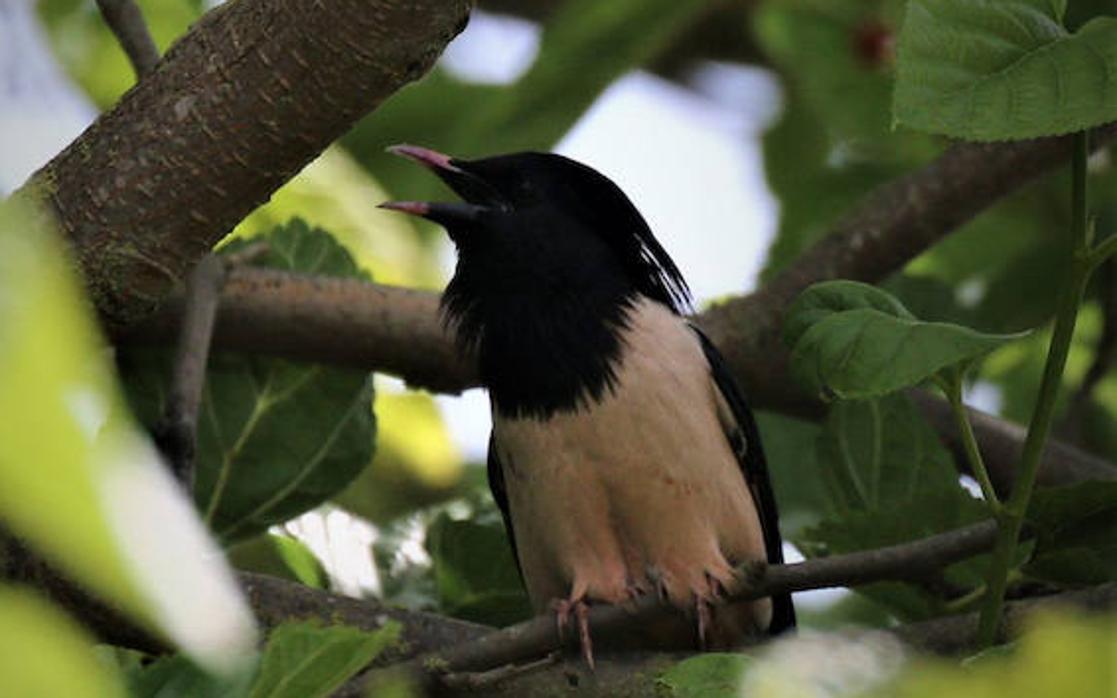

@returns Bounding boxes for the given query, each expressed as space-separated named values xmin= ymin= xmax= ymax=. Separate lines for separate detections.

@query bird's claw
xmin=552 ymin=597 xmax=595 ymax=670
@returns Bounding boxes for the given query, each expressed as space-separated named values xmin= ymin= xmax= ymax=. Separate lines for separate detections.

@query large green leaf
xmin=0 ymin=200 xmax=256 ymax=672
xmin=127 ymin=655 xmax=255 ymax=698
xmin=0 ymin=587 xmax=127 ymax=698
xmin=129 ymin=622 xmax=400 ymax=698
xmin=784 ymin=281 xmax=1021 ymax=399
xmin=813 ymin=396 xmax=968 ymax=513
xmin=1023 ymin=481 xmax=1117 ymax=585
xmin=794 ymin=395 xmax=992 ymax=620
xmin=248 ymin=622 xmax=400 ymax=698
xmin=425 ymin=512 xmax=532 ymax=626
xmin=894 ymin=0 xmax=1117 ymax=140
xmin=118 ymin=220 xmax=376 ymax=543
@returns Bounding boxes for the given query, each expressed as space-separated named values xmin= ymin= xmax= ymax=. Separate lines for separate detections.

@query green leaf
xmin=1023 ymin=481 xmax=1117 ymax=584
xmin=118 ymin=220 xmax=376 ymax=543
xmin=795 ymin=395 xmax=992 ymax=620
xmin=0 ymin=200 xmax=257 ymax=673
xmin=426 ymin=512 xmax=532 ymax=626
xmin=227 ymin=534 xmax=329 ymax=589
xmin=0 ymin=587 xmax=127 ymax=698
xmin=814 ymin=396 xmax=967 ymax=513
xmin=894 ymin=0 xmax=1117 ymax=140
xmin=753 ymin=411 xmax=827 ymax=536
xmin=126 ymin=655 xmax=255 ymax=698
xmin=657 ymin=653 xmax=753 ymax=698
xmin=784 ymin=281 xmax=1020 ymax=399
xmin=249 ymin=622 xmax=400 ymax=698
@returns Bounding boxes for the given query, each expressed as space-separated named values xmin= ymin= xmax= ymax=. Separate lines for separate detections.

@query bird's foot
xmin=695 ymin=570 xmax=727 ymax=649
xmin=552 ymin=597 xmax=595 ymax=670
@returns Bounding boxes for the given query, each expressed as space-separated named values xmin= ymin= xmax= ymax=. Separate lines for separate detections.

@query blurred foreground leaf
xmin=867 ymin=611 xmax=1116 ymax=697
xmin=0 ymin=200 xmax=256 ymax=672
xmin=0 ymin=587 xmax=127 ymax=698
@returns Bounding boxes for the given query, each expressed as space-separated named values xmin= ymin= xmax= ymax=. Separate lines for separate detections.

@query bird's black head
xmin=382 ymin=145 xmax=691 ymax=419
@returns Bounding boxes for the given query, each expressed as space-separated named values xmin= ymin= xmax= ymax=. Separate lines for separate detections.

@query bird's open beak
xmin=379 ymin=144 xmax=510 ymax=225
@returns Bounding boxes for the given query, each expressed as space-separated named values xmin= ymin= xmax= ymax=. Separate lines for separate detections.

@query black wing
xmin=692 ymin=326 xmax=796 ymax=633
xmin=487 ymin=434 xmax=523 ymax=578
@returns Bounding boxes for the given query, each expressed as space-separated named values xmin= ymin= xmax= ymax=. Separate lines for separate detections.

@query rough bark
xmin=18 ymin=0 xmax=472 ymax=330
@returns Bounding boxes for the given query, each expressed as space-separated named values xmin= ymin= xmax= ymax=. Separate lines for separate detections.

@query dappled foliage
xmin=2 ymin=0 xmax=1117 ymax=695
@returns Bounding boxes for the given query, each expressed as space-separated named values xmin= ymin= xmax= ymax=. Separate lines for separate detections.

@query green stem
xmin=1088 ymin=232 xmax=1117 ymax=270
xmin=944 ymin=377 xmax=1001 ymax=510
xmin=975 ymin=130 xmax=1091 ymax=647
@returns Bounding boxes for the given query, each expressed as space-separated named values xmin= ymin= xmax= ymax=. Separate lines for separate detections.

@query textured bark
xmin=19 ymin=0 xmax=472 ymax=330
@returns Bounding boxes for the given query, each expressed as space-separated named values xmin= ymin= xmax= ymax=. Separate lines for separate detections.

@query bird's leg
xmin=696 ymin=595 xmax=712 ymax=650
xmin=646 ymin=565 xmax=670 ymax=603
xmin=695 ymin=570 xmax=727 ymax=650
xmin=552 ymin=597 xmax=595 ymax=670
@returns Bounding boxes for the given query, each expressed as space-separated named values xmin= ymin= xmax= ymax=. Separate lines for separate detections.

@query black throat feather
xmin=439 ymin=154 xmax=693 ymax=420
xmin=442 ymin=262 xmax=639 ymax=420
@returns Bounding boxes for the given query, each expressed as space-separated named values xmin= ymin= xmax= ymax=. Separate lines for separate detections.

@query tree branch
xmin=95 ymin=0 xmax=160 ymax=79
xmin=154 ymin=255 xmax=225 ymax=487
xmin=405 ymin=583 xmax=1117 ymax=698
xmin=17 ymin=0 xmax=472 ymax=331
xmin=367 ymin=520 xmax=998 ymax=690
xmin=697 ymin=124 xmax=1117 ymax=416
xmin=120 ymin=266 xmax=1117 ymax=492
xmin=0 ymin=533 xmax=489 ymax=662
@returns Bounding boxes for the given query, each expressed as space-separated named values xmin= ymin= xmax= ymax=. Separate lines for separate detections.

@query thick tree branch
xmin=368 ymin=520 xmax=998 ymax=690
xmin=17 ymin=0 xmax=472 ymax=331
xmin=95 ymin=0 xmax=160 ymax=79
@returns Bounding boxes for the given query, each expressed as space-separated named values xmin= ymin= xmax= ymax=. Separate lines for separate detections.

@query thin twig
xmin=154 ymin=255 xmax=226 ymax=489
xmin=441 ymin=652 xmax=561 ymax=690
xmin=374 ymin=520 xmax=998 ymax=689
xmin=95 ymin=0 xmax=160 ymax=79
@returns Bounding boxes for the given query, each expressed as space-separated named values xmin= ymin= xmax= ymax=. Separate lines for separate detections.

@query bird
xmin=380 ymin=144 xmax=795 ymax=663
